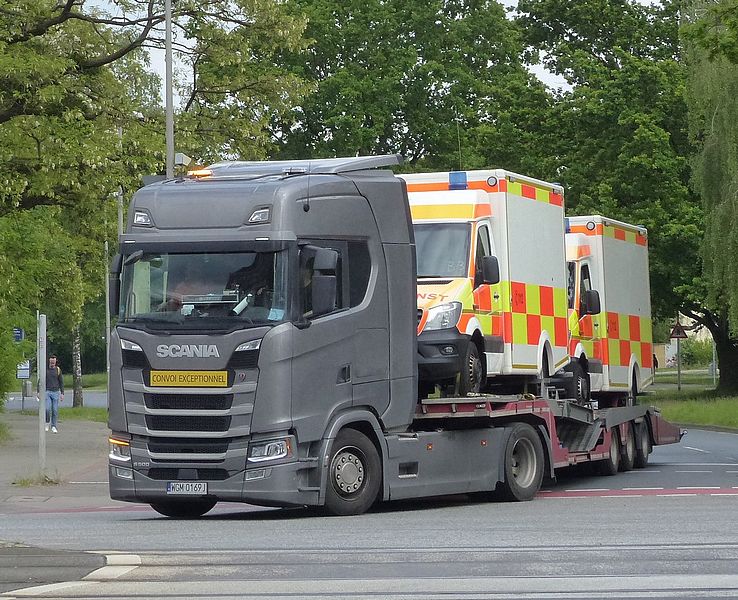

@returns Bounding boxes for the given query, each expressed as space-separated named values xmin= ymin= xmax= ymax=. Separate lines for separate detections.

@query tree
xmin=516 ymin=0 xmax=703 ymax=324
xmin=683 ymin=0 xmax=738 ymax=390
xmin=272 ymin=0 xmax=553 ymax=174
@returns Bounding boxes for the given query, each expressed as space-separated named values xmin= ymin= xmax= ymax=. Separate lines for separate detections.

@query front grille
xmin=147 ymin=468 xmax=230 ymax=481
xmin=148 ymin=438 xmax=229 ymax=454
xmin=122 ymin=349 xmax=149 ymax=369
xmin=144 ymin=394 xmax=233 ymax=411
xmin=145 ymin=415 xmax=231 ymax=432
xmin=227 ymin=350 xmax=259 ymax=369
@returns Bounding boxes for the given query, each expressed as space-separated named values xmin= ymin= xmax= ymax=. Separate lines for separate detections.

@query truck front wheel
xmin=325 ymin=429 xmax=381 ymax=516
xmin=599 ymin=428 xmax=621 ymax=475
xmin=150 ymin=499 xmax=217 ymax=518
xmin=496 ymin=423 xmax=544 ymax=502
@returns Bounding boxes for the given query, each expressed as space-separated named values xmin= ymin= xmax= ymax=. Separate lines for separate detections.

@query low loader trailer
xmin=107 ymin=155 xmax=682 ymax=517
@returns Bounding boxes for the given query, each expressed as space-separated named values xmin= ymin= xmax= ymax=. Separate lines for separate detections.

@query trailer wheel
xmin=496 ymin=423 xmax=544 ymax=502
xmin=149 ymin=499 xmax=217 ymax=519
xmin=599 ymin=428 xmax=620 ymax=475
xmin=634 ymin=420 xmax=651 ymax=468
xmin=620 ymin=422 xmax=636 ymax=471
xmin=459 ymin=342 xmax=483 ymax=396
xmin=325 ymin=428 xmax=381 ymax=516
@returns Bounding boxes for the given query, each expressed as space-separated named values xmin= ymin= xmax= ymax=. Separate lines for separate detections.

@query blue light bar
xmin=449 ymin=171 xmax=468 ymax=190
xmin=565 ymin=218 xmax=571 ymax=233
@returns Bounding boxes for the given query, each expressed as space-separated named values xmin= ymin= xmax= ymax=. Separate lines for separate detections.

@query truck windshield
xmin=119 ymin=250 xmax=288 ymax=329
xmin=413 ymin=223 xmax=471 ymax=278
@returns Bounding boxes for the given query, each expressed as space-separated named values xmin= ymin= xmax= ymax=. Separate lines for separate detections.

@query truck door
xmin=576 ymin=262 xmax=604 ymax=388
xmin=472 ymin=222 xmax=504 ymax=374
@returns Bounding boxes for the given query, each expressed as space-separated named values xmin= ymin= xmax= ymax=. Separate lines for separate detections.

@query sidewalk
xmin=0 ymin=412 xmax=114 ymax=513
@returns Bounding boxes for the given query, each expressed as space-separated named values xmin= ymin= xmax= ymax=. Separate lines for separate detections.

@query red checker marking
xmin=614 ymin=229 xmax=626 ymax=241
xmin=580 ymin=315 xmax=593 ymax=337
xmin=492 ymin=314 xmax=503 ymax=338
xmin=629 ymin=315 xmax=641 ymax=341
xmin=503 ymin=312 xmax=513 ymax=343
xmin=549 ymin=191 xmax=563 ymax=207
xmin=521 ymin=184 xmax=537 ymax=200
xmin=540 ymin=286 xmax=554 ymax=316
xmin=474 ymin=286 xmax=492 ymax=311
xmin=636 ymin=234 xmax=647 ymax=246
xmin=554 ymin=317 xmax=568 ymax=347
xmin=527 ymin=314 xmax=541 ymax=346
xmin=511 ymin=282 xmax=527 ymax=313
xmin=642 ymin=343 xmax=653 ymax=368
xmin=607 ymin=312 xmax=620 ymax=338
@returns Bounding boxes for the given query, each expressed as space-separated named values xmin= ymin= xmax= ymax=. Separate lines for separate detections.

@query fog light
xmin=441 ymin=345 xmax=456 ymax=355
xmin=115 ymin=467 xmax=133 ymax=480
xmin=245 ymin=469 xmax=267 ymax=481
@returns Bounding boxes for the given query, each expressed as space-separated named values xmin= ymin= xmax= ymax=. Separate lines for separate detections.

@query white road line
xmin=667 ymin=463 xmax=738 ymax=466
xmin=564 ymin=488 xmax=610 ymax=492
xmin=622 ymin=487 xmax=664 ymax=491
xmin=658 ymin=493 xmax=697 ymax=497
xmin=625 ymin=469 xmax=661 ymax=473
xmin=684 ymin=446 xmax=711 ymax=453
xmin=675 ymin=470 xmax=712 ymax=473
xmin=603 ymin=494 xmax=642 ymax=498
xmin=4 ymin=581 xmax=95 ymax=597
xmin=727 ymin=470 xmax=738 ymax=474
xmin=677 ymin=486 xmax=721 ymax=490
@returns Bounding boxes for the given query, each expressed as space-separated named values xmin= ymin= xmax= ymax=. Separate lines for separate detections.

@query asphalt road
xmin=1 ymin=429 xmax=737 ymax=599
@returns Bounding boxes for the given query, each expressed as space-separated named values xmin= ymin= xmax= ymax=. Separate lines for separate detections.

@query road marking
xmin=677 ymin=486 xmax=721 ymax=490
xmin=675 ymin=470 xmax=712 ymax=473
xmin=658 ymin=493 xmax=697 ymax=497
xmin=4 ymin=580 xmax=95 ymax=597
xmin=603 ymin=494 xmax=641 ymax=498
xmin=684 ymin=446 xmax=711 ymax=453
xmin=564 ymin=488 xmax=609 ymax=492
xmin=622 ymin=487 xmax=663 ymax=491
xmin=666 ymin=463 xmax=738 ymax=466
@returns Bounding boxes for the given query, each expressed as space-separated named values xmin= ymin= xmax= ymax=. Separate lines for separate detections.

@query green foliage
xmin=273 ymin=0 xmax=552 ymax=174
xmin=516 ymin=0 xmax=701 ymax=322
xmin=680 ymin=337 xmax=715 ymax=366
xmin=656 ymin=395 xmax=738 ymax=429
xmin=683 ymin=0 xmax=738 ymax=63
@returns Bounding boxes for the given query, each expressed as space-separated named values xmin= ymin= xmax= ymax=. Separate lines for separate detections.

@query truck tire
xmin=620 ymin=422 xmax=636 ymax=472
xmin=150 ymin=499 xmax=217 ymax=518
xmin=634 ymin=420 xmax=651 ymax=468
xmin=325 ymin=428 xmax=381 ymax=516
xmin=459 ymin=342 xmax=483 ymax=396
xmin=599 ymin=427 xmax=621 ymax=475
xmin=567 ymin=361 xmax=590 ymax=404
xmin=495 ymin=423 xmax=544 ymax=502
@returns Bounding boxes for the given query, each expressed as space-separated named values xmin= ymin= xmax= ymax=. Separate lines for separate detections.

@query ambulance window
xmin=474 ymin=225 xmax=492 ymax=288
xmin=579 ymin=264 xmax=592 ymax=310
xmin=567 ymin=262 xmax=576 ymax=309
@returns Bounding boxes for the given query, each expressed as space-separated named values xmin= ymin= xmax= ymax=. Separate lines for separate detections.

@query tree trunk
xmin=714 ymin=330 xmax=738 ymax=394
xmin=72 ymin=324 xmax=84 ymax=407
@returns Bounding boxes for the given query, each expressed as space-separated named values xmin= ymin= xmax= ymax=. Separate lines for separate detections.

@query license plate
xmin=150 ymin=370 xmax=228 ymax=387
xmin=166 ymin=481 xmax=208 ymax=495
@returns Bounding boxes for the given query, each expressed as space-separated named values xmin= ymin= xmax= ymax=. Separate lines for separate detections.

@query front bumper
xmin=109 ymin=459 xmax=320 ymax=508
xmin=417 ymin=329 xmax=470 ymax=383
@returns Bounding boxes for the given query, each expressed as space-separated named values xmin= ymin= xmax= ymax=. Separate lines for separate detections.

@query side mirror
xmin=109 ymin=254 xmax=123 ymax=318
xmin=481 ymin=255 xmax=500 ymax=285
xmin=582 ymin=289 xmax=601 ymax=315
xmin=314 ymin=247 xmax=338 ymax=271
xmin=311 ymin=275 xmax=337 ymax=317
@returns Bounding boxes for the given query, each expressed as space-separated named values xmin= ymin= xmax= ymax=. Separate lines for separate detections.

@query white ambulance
xmin=566 ymin=215 xmax=653 ymax=406
xmin=400 ymin=170 xmax=570 ymax=396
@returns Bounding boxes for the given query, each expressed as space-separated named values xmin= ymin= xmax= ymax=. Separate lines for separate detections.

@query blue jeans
xmin=45 ymin=391 xmax=60 ymax=428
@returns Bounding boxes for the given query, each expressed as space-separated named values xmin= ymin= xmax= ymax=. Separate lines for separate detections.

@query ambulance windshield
xmin=119 ymin=250 xmax=288 ymax=330
xmin=413 ymin=223 xmax=471 ymax=278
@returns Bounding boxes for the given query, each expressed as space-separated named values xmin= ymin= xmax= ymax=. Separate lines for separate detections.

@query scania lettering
xmin=108 ymin=156 xmax=682 ymax=518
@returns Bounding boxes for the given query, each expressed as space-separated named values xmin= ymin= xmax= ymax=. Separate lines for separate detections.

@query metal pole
xmin=165 ymin=0 xmax=174 ymax=179
xmin=38 ymin=313 xmax=46 ymax=473
xmin=105 ymin=239 xmax=111 ymax=386
xmin=676 ymin=337 xmax=682 ymax=393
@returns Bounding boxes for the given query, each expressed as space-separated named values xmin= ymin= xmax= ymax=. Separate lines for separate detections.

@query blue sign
xmin=13 ymin=327 xmax=24 ymax=342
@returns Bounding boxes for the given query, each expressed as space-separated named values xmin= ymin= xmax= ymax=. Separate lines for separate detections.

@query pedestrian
xmin=39 ymin=354 xmax=64 ymax=433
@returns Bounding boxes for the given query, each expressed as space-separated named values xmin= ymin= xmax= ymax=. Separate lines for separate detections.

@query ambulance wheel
xmin=150 ymin=499 xmax=217 ymax=518
xmin=460 ymin=342 xmax=483 ymax=396
xmin=325 ymin=429 xmax=381 ymax=516
xmin=567 ymin=361 xmax=590 ymax=404
xmin=620 ymin=422 xmax=636 ymax=471
xmin=496 ymin=423 xmax=544 ymax=502
xmin=599 ymin=427 xmax=620 ymax=475
xmin=634 ymin=420 xmax=652 ymax=468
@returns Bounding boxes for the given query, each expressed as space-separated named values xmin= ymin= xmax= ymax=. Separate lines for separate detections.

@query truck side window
xmin=567 ymin=262 xmax=576 ymax=309
xmin=474 ymin=224 xmax=492 ymax=289
xmin=299 ymin=243 xmax=344 ymax=318
xmin=348 ymin=241 xmax=371 ymax=308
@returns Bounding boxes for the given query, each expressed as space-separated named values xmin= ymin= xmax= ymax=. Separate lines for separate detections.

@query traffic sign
xmin=669 ymin=323 xmax=688 ymax=339
xmin=16 ymin=360 xmax=30 ymax=379
xmin=13 ymin=327 xmax=24 ymax=342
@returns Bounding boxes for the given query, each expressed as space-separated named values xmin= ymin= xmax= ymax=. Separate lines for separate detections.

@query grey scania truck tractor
xmin=107 ymin=155 xmax=681 ymax=517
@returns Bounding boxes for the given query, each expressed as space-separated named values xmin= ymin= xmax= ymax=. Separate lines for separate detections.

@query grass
xmin=12 ymin=473 xmax=61 ymax=487
xmin=654 ymin=371 xmax=717 ymax=386
xmin=21 ymin=406 xmax=107 ymax=423
xmin=61 ymin=372 xmax=107 ymax=391
xmin=0 ymin=421 xmax=10 ymax=445
xmin=644 ymin=387 xmax=738 ymax=429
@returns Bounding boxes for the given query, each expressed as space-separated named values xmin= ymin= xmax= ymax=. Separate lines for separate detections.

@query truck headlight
xmin=248 ymin=437 xmax=293 ymax=463
xmin=423 ymin=302 xmax=462 ymax=331
xmin=109 ymin=437 xmax=131 ymax=462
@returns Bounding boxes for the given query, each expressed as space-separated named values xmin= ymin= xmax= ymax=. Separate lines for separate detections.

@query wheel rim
xmin=468 ymin=349 xmax=482 ymax=392
xmin=626 ymin=427 xmax=635 ymax=461
xmin=578 ymin=373 xmax=589 ymax=402
xmin=330 ymin=446 xmax=366 ymax=497
xmin=511 ymin=437 xmax=537 ymax=488
xmin=609 ymin=432 xmax=619 ymax=465
xmin=640 ymin=425 xmax=649 ymax=456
